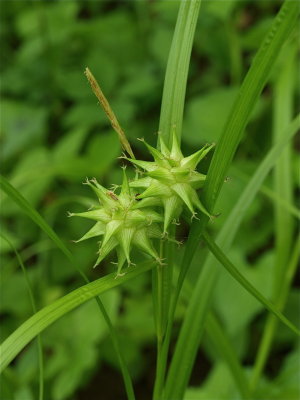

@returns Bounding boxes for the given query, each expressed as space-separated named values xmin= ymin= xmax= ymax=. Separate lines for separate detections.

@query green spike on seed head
xmin=126 ymin=132 xmax=215 ymax=233
xmin=70 ymin=171 xmax=163 ymax=277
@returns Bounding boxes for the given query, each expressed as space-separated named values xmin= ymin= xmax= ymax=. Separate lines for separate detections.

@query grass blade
xmin=0 ymin=234 xmax=44 ymax=400
xmin=206 ymin=314 xmax=250 ymax=400
xmin=158 ymin=0 xmax=201 ymax=146
xmin=250 ymin=42 xmax=297 ymax=392
xmin=164 ymin=3 xmax=299 ymax=397
xmin=153 ymin=2 xmax=202 ymax=398
xmin=231 ymin=169 xmax=300 ymax=220
xmin=272 ymin=43 xmax=295 ymax=300
xmin=0 ymin=261 xmax=154 ymax=374
xmin=202 ymin=231 xmax=300 ymax=336
xmin=250 ymin=239 xmax=300 ymax=392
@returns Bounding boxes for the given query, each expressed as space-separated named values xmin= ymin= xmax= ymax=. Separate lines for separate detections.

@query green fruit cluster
xmin=70 ymin=133 xmax=213 ymax=276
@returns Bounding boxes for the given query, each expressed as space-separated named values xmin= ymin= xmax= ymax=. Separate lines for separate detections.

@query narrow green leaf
xmin=153 ymin=2 xmax=202 ymax=398
xmin=0 ymin=262 xmax=153 ymax=373
xmin=205 ymin=314 xmax=250 ymax=400
xmin=179 ymin=276 xmax=250 ymax=399
xmin=251 ymin=43 xmax=297 ymax=392
xmin=272 ymin=43 xmax=295 ymax=298
xmin=158 ymin=0 xmax=201 ymax=146
xmin=202 ymin=231 xmax=300 ymax=336
xmin=259 ymin=185 xmax=300 ymax=220
xmin=231 ymin=169 xmax=300 ymax=220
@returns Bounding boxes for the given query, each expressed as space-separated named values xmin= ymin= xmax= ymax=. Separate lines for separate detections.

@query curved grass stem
xmin=0 ymin=234 xmax=44 ymax=400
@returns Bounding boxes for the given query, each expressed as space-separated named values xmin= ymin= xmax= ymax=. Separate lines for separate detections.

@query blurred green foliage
xmin=0 ymin=1 xmax=299 ymax=400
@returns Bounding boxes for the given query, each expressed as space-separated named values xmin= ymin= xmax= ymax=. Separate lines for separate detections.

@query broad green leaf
xmin=1 ymin=148 xmax=52 ymax=217
xmin=183 ymin=87 xmax=238 ymax=143
xmin=1 ymin=101 xmax=47 ymax=161
xmin=184 ymin=363 xmax=239 ymax=400
xmin=214 ymin=250 xmax=273 ymax=335
xmin=53 ymin=128 xmax=87 ymax=163
xmin=202 ymin=231 xmax=300 ymax=336
xmin=0 ymin=175 xmax=73 ymax=262
xmin=203 ymin=0 xmax=236 ymax=21
xmin=45 ymin=293 xmax=119 ymax=400
xmin=184 ymin=87 xmax=263 ymax=144
xmin=205 ymin=314 xmax=250 ymax=399
xmin=250 ymin=238 xmax=300 ymax=393
xmin=254 ymin=347 xmax=300 ymax=400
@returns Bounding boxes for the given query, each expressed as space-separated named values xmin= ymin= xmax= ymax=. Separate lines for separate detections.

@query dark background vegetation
xmin=0 ymin=1 xmax=299 ymax=399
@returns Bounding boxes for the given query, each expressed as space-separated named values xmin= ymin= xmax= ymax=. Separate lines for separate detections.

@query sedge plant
xmin=1 ymin=1 xmax=299 ymax=400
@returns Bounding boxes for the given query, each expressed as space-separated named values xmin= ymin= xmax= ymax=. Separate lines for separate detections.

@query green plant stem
xmin=0 ymin=176 xmax=136 ymax=400
xmin=95 ymin=298 xmax=136 ymax=400
xmin=0 ymin=234 xmax=44 ymax=400
xmin=249 ymin=239 xmax=300 ymax=394
xmin=158 ymin=0 xmax=201 ymax=146
xmin=153 ymin=240 xmax=167 ymax=400
xmin=272 ymin=43 xmax=295 ymax=299
xmin=157 ymin=241 xmax=165 ymax=341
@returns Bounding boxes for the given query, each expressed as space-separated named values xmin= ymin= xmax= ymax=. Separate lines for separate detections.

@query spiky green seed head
xmin=126 ymin=131 xmax=215 ymax=233
xmin=69 ymin=169 xmax=163 ymax=276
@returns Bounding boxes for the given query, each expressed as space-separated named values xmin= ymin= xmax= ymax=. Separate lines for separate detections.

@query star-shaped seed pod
xmin=69 ymin=168 xmax=163 ymax=276
xmin=125 ymin=131 xmax=215 ymax=234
